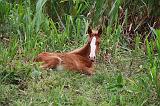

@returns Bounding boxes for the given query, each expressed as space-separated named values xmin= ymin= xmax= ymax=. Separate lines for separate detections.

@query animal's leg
xmin=82 ymin=67 xmax=94 ymax=75
xmin=41 ymin=57 xmax=62 ymax=69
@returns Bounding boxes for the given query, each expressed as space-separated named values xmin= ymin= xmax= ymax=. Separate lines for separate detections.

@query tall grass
xmin=0 ymin=0 xmax=89 ymax=82
xmin=146 ymin=28 xmax=160 ymax=98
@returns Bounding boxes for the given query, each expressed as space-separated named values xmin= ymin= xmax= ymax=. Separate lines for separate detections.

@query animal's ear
xmin=87 ymin=26 xmax=92 ymax=35
xmin=98 ymin=27 xmax=102 ymax=35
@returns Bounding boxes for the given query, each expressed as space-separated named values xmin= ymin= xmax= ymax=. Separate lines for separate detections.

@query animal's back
xmin=34 ymin=52 xmax=93 ymax=75
xmin=33 ymin=52 xmax=79 ymax=70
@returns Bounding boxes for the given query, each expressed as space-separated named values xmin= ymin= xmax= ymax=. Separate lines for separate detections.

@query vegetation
xmin=0 ymin=0 xmax=160 ymax=105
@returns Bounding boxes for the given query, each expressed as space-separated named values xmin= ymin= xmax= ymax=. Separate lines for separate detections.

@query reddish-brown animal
xmin=34 ymin=27 xmax=102 ymax=75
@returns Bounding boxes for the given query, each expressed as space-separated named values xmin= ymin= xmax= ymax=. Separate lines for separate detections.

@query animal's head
xmin=87 ymin=26 xmax=102 ymax=62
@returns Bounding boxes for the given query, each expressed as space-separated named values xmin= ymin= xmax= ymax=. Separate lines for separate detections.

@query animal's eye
xmin=96 ymin=42 xmax=100 ymax=45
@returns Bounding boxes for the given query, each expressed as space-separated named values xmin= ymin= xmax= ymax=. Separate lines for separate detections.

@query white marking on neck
xmin=89 ymin=36 xmax=96 ymax=59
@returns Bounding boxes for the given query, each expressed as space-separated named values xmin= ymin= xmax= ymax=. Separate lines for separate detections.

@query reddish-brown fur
xmin=34 ymin=27 xmax=102 ymax=75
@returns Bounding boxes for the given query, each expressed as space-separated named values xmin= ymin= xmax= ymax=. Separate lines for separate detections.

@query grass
xmin=1 ymin=44 xmax=159 ymax=105
xmin=1 ymin=0 xmax=160 ymax=105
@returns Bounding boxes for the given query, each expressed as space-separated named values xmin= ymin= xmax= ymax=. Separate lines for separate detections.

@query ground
xmin=1 ymin=48 xmax=159 ymax=106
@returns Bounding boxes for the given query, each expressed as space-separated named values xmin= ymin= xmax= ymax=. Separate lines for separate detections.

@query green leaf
xmin=117 ymin=73 xmax=123 ymax=85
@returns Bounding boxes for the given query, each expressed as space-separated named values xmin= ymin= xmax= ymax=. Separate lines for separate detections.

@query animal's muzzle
xmin=89 ymin=56 xmax=96 ymax=62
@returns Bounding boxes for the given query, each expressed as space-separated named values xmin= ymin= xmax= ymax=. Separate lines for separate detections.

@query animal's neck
xmin=69 ymin=42 xmax=90 ymax=58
